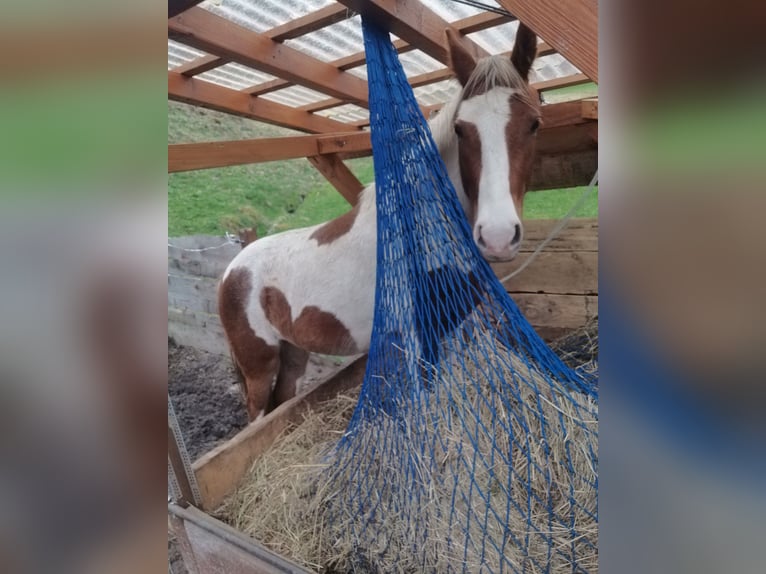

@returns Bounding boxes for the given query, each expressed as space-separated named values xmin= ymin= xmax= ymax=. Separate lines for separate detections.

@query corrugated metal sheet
xmin=169 ymin=0 xmax=583 ymax=123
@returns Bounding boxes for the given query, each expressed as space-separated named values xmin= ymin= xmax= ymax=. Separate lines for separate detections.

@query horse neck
xmin=357 ymin=93 xmax=467 ymax=224
xmin=428 ymin=96 xmax=469 ymax=213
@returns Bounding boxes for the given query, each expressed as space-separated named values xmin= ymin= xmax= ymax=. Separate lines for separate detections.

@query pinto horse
xmin=220 ymin=26 xmax=543 ymax=420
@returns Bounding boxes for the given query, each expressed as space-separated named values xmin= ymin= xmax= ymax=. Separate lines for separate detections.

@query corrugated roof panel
xmin=169 ymin=1 xmax=585 ymax=113
xmin=196 ymin=62 xmax=278 ymax=90
xmin=168 ymin=40 xmax=207 ymax=70
xmin=420 ymin=0 xmax=489 ymax=22
xmin=261 ymin=85 xmax=330 ymax=107
xmin=283 ymin=14 xmax=364 ymax=62
xmin=201 ymin=0 xmax=335 ymax=34
xmin=316 ymin=103 xmax=368 ymax=124
xmin=414 ymin=79 xmax=460 ymax=106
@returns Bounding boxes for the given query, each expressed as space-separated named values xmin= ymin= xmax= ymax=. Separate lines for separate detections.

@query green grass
xmin=169 ymin=101 xmax=597 ymax=237
xmin=524 ymin=187 xmax=598 ymax=219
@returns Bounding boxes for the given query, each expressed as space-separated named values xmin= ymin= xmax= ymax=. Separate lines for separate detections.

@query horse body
xmin=220 ymin=27 xmax=542 ymax=420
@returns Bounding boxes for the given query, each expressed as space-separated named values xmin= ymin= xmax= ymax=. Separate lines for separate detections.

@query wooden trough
xmin=168 ymin=217 xmax=597 ymax=573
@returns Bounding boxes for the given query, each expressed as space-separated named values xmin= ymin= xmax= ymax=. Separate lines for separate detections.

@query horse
xmin=219 ymin=25 xmax=543 ymax=421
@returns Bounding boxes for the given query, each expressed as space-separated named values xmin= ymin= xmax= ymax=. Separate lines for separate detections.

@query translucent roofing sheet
xmin=170 ymin=0 xmax=584 ymax=120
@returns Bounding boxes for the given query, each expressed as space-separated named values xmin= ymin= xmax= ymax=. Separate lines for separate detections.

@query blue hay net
xmin=319 ymin=19 xmax=598 ymax=574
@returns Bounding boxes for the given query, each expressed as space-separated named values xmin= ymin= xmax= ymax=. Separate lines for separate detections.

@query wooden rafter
xmin=495 ymin=0 xmax=598 ymax=82
xmin=174 ymin=54 xmax=223 ymax=77
xmin=334 ymin=0 xmax=488 ymax=64
xmin=301 ymin=42 xmax=556 ymax=116
xmin=171 ymin=4 xmax=356 ymax=78
xmin=239 ymin=11 xmax=512 ymax=97
xmin=168 ymin=72 xmax=359 ymax=134
xmin=169 ymin=132 xmax=372 ymax=173
xmin=268 ymin=3 xmax=351 ymax=42
xmin=169 ymin=7 xmax=370 ymax=106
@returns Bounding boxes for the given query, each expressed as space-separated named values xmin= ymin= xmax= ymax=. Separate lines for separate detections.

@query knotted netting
xmin=317 ymin=19 xmax=598 ymax=573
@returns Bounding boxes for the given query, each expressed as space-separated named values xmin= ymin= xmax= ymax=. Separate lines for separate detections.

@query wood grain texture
xmin=169 ymin=7 xmax=370 ymax=107
xmin=307 ymin=154 xmax=364 ymax=205
xmin=335 ymin=0 xmax=488 ymax=64
xmin=168 ymin=72 xmax=358 ymax=134
xmin=496 ymin=0 xmax=597 ymax=82
xmin=528 ymin=149 xmax=597 ymax=191
xmin=192 ymin=355 xmax=368 ymax=510
xmin=512 ymin=293 xmax=598 ymax=341
xmin=168 ymin=132 xmax=371 ymax=172
xmin=492 ymin=252 xmax=598 ymax=295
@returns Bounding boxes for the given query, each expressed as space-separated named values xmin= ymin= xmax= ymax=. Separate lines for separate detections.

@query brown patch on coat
xmin=309 ymin=202 xmax=360 ymax=246
xmin=505 ymin=90 xmax=541 ymax=216
xmin=260 ymin=286 xmax=359 ymax=355
xmin=218 ymin=268 xmax=279 ymax=402
xmin=455 ymin=120 xmax=482 ymax=220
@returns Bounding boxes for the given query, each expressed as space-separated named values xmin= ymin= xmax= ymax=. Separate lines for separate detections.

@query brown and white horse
xmin=220 ymin=26 xmax=543 ymax=420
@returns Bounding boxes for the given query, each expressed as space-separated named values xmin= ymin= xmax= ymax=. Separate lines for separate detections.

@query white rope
xmin=500 ymin=170 xmax=598 ymax=284
xmin=167 ymin=232 xmax=241 ymax=253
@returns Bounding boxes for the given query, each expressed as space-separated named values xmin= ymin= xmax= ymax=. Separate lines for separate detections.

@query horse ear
xmin=446 ymin=28 xmax=477 ymax=86
xmin=510 ymin=23 xmax=537 ymax=81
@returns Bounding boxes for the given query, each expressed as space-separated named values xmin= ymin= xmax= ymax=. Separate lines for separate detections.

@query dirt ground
xmin=168 ymin=340 xmax=348 ymax=573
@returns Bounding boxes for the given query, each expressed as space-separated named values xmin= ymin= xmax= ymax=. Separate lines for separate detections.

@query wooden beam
xmin=536 ymin=73 xmax=591 ymax=92
xmin=496 ymin=0 xmax=598 ymax=82
xmin=168 ymin=132 xmax=371 ymax=173
xmin=174 ymin=53 xmax=225 ymax=77
xmin=301 ymin=42 xmax=557 ymax=116
xmin=528 ymin=149 xmax=598 ymax=190
xmin=456 ymin=11 xmax=514 ymax=34
xmin=307 ymin=154 xmax=364 ymax=205
xmin=169 ymin=7 xmax=370 ymax=106
xmin=267 ymin=4 xmax=351 ymax=42
xmin=581 ymin=98 xmax=598 ymax=120
xmin=240 ymin=11 xmax=510 ymax=97
xmin=168 ymin=0 xmax=205 ymax=18
xmin=168 ymin=71 xmax=359 ymax=134
xmin=536 ymin=123 xmax=597 ymax=155
xmin=171 ymin=4 xmax=353 ymax=78
xmin=335 ymin=0 xmax=488 ymax=64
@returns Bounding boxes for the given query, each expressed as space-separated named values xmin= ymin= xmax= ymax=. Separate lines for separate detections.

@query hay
xmin=217 ymin=325 xmax=598 ymax=573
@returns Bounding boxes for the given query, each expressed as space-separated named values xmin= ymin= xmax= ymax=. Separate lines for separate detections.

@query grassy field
xmin=169 ymin=101 xmax=597 ymax=237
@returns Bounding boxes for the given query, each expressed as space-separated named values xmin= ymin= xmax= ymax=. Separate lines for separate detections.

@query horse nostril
xmin=477 ymin=226 xmax=487 ymax=248
xmin=511 ymin=224 xmax=521 ymax=245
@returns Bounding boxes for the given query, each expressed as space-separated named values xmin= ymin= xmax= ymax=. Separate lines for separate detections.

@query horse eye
xmin=454 ymin=123 xmax=464 ymax=138
xmin=530 ymin=119 xmax=540 ymax=133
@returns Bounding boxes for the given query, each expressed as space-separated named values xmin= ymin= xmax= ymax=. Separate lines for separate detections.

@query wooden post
xmin=307 ymin=154 xmax=364 ymax=205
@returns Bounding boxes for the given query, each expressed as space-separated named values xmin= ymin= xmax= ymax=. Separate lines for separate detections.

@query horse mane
xmin=429 ymin=55 xmax=530 ymax=150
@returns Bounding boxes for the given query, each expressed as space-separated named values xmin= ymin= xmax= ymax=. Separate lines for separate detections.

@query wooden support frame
xmin=307 ymin=154 xmax=365 ymax=205
xmin=168 ymin=71 xmax=359 ymax=134
xmin=169 ymin=7 xmax=370 ymax=106
xmin=167 ymin=99 xmax=594 ymax=174
xmin=335 ymin=0 xmax=488 ymax=65
xmin=496 ymin=0 xmax=598 ymax=82
xmin=239 ymin=10 xmax=513 ymax=98
xmin=301 ymin=42 xmax=556 ymax=116
xmin=169 ymin=132 xmax=372 ymax=173
xmin=172 ymin=4 xmax=354 ymax=78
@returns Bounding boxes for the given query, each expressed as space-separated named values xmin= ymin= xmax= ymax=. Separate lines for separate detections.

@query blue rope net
xmin=318 ymin=19 xmax=598 ymax=573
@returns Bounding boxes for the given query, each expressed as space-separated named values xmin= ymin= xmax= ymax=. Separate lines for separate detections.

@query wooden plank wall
xmin=167 ymin=218 xmax=597 ymax=354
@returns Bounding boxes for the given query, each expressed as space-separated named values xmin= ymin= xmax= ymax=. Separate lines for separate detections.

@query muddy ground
xmin=168 ymin=340 xmax=348 ymax=573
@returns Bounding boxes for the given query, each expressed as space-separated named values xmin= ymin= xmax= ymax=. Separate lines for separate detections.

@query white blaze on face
xmin=457 ymin=87 xmax=522 ymax=261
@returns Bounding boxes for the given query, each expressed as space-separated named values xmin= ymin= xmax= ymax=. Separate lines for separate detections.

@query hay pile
xmin=218 ymin=322 xmax=598 ymax=573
